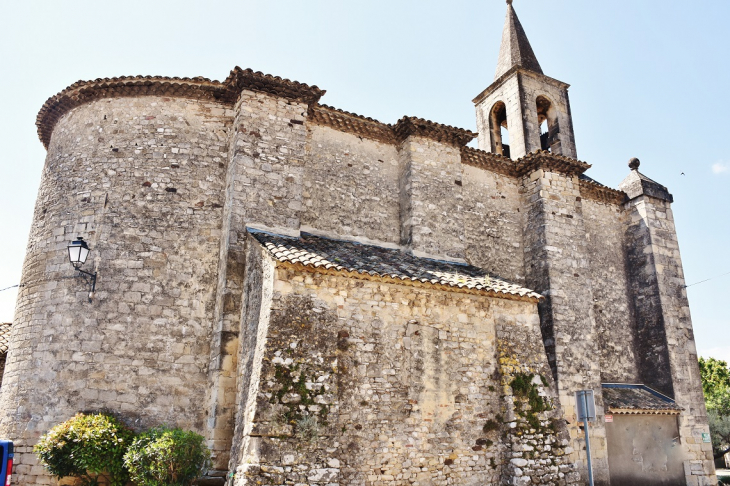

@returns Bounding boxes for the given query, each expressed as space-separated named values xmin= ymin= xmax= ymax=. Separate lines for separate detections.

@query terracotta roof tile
xmin=393 ymin=116 xmax=476 ymax=147
xmin=310 ymin=106 xmax=477 ymax=148
xmin=36 ymin=66 xmax=325 ymax=149
xmin=0 ymin=323 xmax=11 ymax=354
xmin=602 ymin=384 xmax=683 ymax=415
xmin=250 ymin=230 xmax=542 ymax=302
xmin=309 ymin=104 xmax=395 ymax=144
xmin=579 ymin=175 xmax=627 ymax=205
xmin=514 ymin=150 xmax=591 ymax=177
xmin=460 ymin=147 xmax=592 ymax=178
xmin=461 ymin=146 xmax=517 ymax=177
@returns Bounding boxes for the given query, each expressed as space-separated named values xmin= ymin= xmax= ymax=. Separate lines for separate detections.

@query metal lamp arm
xmin=74 ymin=268 xmax=97 ymax=302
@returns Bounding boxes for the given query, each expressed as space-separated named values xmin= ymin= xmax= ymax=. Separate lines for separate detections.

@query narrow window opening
xmin=536 ymin=96 xmax=560 ymax=154
xmin=490 ymin=102 xmax=510 ymax=158
xmin=539 ymin=119 xmax=549 ymax=152
xmin=500 ymin=125 xmax=510 ymax=146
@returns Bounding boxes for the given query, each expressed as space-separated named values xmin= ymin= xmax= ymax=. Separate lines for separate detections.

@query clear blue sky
xmin=1 ymin=1 xmax=728 ymax=360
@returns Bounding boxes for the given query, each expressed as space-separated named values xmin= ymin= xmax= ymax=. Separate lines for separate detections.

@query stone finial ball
xmin=628 ymin=157 xmax=640 ymax=170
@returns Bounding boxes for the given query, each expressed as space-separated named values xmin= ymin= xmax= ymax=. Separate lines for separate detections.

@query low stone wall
xmin=227 ymin=244 xmax=580 ymax=485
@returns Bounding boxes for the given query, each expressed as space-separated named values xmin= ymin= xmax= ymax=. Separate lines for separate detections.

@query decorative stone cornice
xmin=225 ymin=67 xmax=325 ymax=105
xmin=462 ymin=149 xmax=622 ymax=200
xmin=36 ymin=66 xmax=325 ymax=149
xmin=460 ymin=146 xmax=517 ymax=177
xmin=309 ymin=104 xmax=396 ymax=144
xmin=514 ymin=150 xmax=591 ymax=177
xmin=309 ymin=106 xmax=477 ymax=148
xmin=461 ymin=149 xmax=628 ymax=205
xmin=579 ymin=176 xmax=627 ymax=205
xmin=473 ymin=66 xmax=569 ymax=106
xmin=393 ymin=116 xmax=477 ymax=147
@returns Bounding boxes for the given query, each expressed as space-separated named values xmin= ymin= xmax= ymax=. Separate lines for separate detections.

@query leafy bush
xmin=34 ymin=412 xmax=135 ymax=486
xmin=123 ymin=427 xmax=210 ymax=486
xmin=699 ymin=357 xmax=730 ymax=458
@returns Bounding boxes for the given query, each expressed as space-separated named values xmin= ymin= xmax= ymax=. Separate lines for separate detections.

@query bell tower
xmin=473 ymin=0 xmax=577 ymax=160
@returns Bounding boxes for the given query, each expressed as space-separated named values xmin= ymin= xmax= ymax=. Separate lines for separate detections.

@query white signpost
xmin=576 ymin=390 xmax=596 ymax=486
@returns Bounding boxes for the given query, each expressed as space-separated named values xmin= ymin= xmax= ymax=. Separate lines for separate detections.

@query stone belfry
xmin=473 ymin=0 xmax=577 ymax=160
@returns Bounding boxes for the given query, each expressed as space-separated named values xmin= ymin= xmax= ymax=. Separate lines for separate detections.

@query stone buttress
xmin=205 ymin=73 xmax=323 ymax=473
xmin=620 ymin=162 xmax=715 ymax=485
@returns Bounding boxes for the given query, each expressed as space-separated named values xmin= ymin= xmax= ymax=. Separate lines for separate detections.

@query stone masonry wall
xmin=475 ymin=76 xmax=526 ymax=158
xmin=302 ymin=125 xmax=401 ymax=245
xmin=495 ymin=292 xmax=581 ymax=486
xmin=229 ymin=249 xmax=580 ymax=485
xmin=516 ymin=73 xmax=576 ymax=160
xmin=625 ymin=195 xmax=715 ymax=485
xmin=1 ymin=96 xmax=231 ymax=485
xmin=461 ymin=165 xmax=525 ymax=284
xmin=520 ymin=169 xmax=609 ymax=485
xmin=227 ymin=236 xmax=276 ymax=480
xmin=474 ymin=71 xmax=576 ymax=160
xmin=398 ymin=136 xmax=465 ymax=261
xmin=205 ymin=90 xmax=310 ymax=470
xmin=581 ymin=198 xmax=639 ymax=384
xmin=227 ymin=91 xmax=309 ymax=235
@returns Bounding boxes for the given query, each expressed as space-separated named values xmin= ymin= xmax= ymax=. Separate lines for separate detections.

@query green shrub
xmin=123 ymin=427 xmax=210 ymax=486
xmin=34 ymin=412 xmax=135 ymax=486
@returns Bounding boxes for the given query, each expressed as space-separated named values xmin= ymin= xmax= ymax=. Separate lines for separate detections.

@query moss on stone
xmin=270 ymin=363 xmax=329 ymax=427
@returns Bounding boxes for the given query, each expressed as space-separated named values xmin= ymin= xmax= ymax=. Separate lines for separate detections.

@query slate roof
xmin=0 ymin=323 xmax=11 ymax=354
xmin=602 ymin=384 xmax=683 ymax=415
xmin=249 ymin=230 xmax=543 ymax=302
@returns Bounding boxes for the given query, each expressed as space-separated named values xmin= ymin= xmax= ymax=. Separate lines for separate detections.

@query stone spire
xmin=494 ymin=1 xmax=543 ymax=80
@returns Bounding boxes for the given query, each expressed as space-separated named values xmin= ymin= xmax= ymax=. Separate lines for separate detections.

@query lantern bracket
xmin=67 ymin=237 xmax=97 ymax=303
xmin=74 ymin=268 xmax=97 ymax=303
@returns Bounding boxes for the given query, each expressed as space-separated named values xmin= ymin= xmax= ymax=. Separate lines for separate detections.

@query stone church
xmin=0 ymin=2 xmax=716 ymax=485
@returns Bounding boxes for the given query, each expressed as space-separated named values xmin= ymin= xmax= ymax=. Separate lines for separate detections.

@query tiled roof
xmin=249 ymin=230 xmax=542 ymax=302
xmin=602 ymin=384 xmax=683 ymax=415
xmin=461 ymin=146 xmax=518 ymax=177
xmin=36 ymin=66 xmax=325 ymax=149
xmin=309 ymin=104 xmax=396 ymax=145
xmin=310 ymin=106 xmax=477 ymax=148
xmin=460 ymin=146 xmax=593 ymax=179
xmin=579 ymin=174 xmax=627 ymax=205
xmin=514 ymin=150 xmax=591 ymax=177
xmin=393 ymin=117 xmax=476 ymax=147
xmin=0 ymin=323 xmax=11 ymax=354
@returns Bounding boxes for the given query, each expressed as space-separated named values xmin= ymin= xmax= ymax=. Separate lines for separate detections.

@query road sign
xmin=576 ymin=390 xmax=596 ymax=486
xmin=576 ymin=390 xmax=596 ymax=422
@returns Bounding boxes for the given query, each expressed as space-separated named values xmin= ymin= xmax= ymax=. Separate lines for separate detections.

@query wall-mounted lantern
xmin=67 ymin=237 xmax=97 ymax=302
